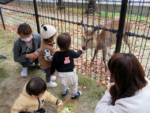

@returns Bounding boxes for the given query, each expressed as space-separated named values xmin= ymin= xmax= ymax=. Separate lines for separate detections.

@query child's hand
xmin=33 ymin=51 xmax=39 ymax=58
xmin=81 ymin=49 xmax=84 ymax=54
xmin=52 ymin=73 xmax=56 ymax=76
xmin=57 ymin=100 xmax=63 ymax=106
xmin=57 ymin=48 xmax=60 ymax=51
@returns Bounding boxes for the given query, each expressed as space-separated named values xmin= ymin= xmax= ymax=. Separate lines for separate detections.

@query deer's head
xmin=82 ymin=26 xmax=98 ymax=50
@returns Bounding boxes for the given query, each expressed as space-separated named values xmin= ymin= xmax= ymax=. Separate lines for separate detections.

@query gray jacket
xmin=13 ymin=33 xmax=41 ymax=63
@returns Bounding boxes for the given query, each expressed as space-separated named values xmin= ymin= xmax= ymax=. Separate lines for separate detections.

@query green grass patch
xmin=0 ymin=28 xmax=17 ymax=83
xmin=0 ymin=65 xmax=7 ymax=83
xmin=78 ymin=72 xmax=106 ymax=107
xmin=8 ymin=3 xmax=150 ymax=23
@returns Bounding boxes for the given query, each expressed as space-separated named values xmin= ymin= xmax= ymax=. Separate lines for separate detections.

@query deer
xmin=82 ymin=17 xmax=132 ymax=71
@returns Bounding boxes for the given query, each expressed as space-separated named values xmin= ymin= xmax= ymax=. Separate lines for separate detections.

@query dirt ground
xmin=1 ymin=5 xmax=149 ymax=111
xmin=0 ymin=29 xmax=105 ymax=113
xmin=0 ymin=58 xmax=104 ymax=113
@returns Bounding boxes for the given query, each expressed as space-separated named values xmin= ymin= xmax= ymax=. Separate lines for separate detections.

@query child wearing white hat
xmin=39 ymin=25 xmax=57 ymax=87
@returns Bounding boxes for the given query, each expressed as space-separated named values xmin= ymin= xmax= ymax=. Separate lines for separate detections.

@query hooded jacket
xmin=39 ymin=40 xmax=56 ymax=69
xmin=11 ymin=84 xmax=58 ymax=113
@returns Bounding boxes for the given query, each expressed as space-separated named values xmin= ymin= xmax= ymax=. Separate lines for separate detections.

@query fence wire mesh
xmin=0 ymin=0 xmax=150 ymax=86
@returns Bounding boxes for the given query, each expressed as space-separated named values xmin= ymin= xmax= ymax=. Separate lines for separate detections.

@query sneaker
xmin=0 ymin=55 xmax=7 ymax=59
xmin=71 ymin=91 xmax=82 ymax=100
xmin=62 ymin=88 xmax=70 ymax=97
xmin=21 ymin=67 xmax=28 ymax=77
xmin=46 ymin=82 xmax=57 ymax=87
xmin=51 ymin=76 xmax=56 ymax=81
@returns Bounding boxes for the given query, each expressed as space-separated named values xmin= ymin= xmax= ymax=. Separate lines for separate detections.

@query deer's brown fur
xmin=82 ymin=17 xmax=132 ymax=71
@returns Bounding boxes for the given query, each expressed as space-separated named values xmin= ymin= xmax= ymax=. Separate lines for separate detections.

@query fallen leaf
xmin=83 ymin=104 xmax=85 ymax=107
xmin=92 ymin=107 xmax=95 ymax=109
xmin=102 ymin=68 xmax=105 ymax=72
xmin=83 ymin=86 xmax=86 ymax=89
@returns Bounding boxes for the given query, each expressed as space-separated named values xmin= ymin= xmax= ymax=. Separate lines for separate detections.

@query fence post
xmin=115 ymin=0 xmax=128 ymax=53
xmin=0 ymin=7 xmax=5 ymax=30
xmin=33 ymin=0 xmax=40 ymax=33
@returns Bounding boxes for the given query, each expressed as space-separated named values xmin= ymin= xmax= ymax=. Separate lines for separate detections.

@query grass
xmin=8 ymin=2 xmax=150 ymax=23
xmin=0 ymin=65 xmax=6 ymax=83
xmin=0 ymin=29 xmax=17 ymax=83
xmin=78 ymin=73 xmax=105 ymax=106
xmin=0 ymin=28 xmax=105 ymax=113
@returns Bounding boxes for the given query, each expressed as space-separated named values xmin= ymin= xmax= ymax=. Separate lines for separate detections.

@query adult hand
xmin=107 ymin=82 xmax=115 ymax=93
xmin=26 ymin=53 xmax=36 ymax=62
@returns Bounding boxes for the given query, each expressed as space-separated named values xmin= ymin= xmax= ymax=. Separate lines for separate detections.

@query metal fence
xmin=0 ymin=0 xmax=150 ymax=86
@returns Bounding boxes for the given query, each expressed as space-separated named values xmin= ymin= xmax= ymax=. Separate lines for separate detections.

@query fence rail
xmin=0 ymin=0 xmax=150 ymax=86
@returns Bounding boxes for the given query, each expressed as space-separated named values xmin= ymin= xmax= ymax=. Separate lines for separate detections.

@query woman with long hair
xmin=95 ymin=53 xmax=150 ymax=113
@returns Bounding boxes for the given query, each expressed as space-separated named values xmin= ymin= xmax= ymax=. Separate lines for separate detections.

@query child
xmin=11 ymin=77 xmax=62 ymax=113
xmin=51 ymin=32 xmax=84 ymax=99
xmin=39 ymin=25 xmax=57 ymax=87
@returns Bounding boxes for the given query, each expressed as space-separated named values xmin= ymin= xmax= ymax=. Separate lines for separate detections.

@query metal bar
xmin=0 ymin=7 xmax=5 ymax=30
xmin=33 ymin=0 xmax=40 ymax=33
xmin=1 ymin=6 xmax=150 ymax=40
xmin=125 ymin=32 xmax=150 ymax=40
xmin=115 ymin=0 xmax=128 ymax=53
xmin=1 ymin=7 xmax=35 ymax=15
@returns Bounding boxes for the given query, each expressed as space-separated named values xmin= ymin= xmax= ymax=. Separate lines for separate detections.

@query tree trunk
xmin=85 ymin=0 xmax=96 ymax=14
xmin=57 ymin=0 xmax=65 ymax=10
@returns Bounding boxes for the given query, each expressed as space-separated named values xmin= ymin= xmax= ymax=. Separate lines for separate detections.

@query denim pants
xmin=22 ymin=58 xmax=39 ymax=67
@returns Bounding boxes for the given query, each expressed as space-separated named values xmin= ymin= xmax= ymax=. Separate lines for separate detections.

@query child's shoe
xmin=46 ymin=81 xmax=57 ymax=87
xmin=0 ymin=55 xmax=7 ymax=59
xmin=21 ymin=67 xmax=28 ymax=77
xmin=71 ymin=91 xmax=82 ymax=100
xmin=51 ymin=76 xmax=56 ymax=81
xmin=62 ymin=88 xmax=70 ymax=97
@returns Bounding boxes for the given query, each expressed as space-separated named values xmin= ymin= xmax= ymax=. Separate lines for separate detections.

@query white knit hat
xmin=40 ymin=25 xmax=57 ymax=39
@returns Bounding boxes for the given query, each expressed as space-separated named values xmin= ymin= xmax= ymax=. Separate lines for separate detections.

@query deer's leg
xmin=102 ymin=48 xmax=107 ymax=72
xmin=90 ymin=49 xmax=98 ymax=66
xmin=124 ymin=35 xmax=131 ymax=53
